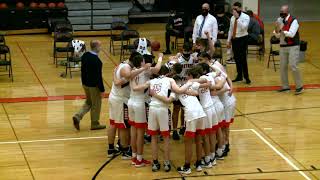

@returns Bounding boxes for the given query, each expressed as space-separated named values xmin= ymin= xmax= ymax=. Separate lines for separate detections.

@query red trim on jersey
xmin=204 ymin=128 xmax=213 ymax=134
xmin=160 ymin=131 xmax=170 ymax=137
xmin=197 ymin=129 xmax=206 ymax=136
xmin=147 ymin=129 xmax=159 ymax=136
xmin=114 ymin=122 xmax=126 ymax=129
xmin=110 ymin=119 xmax=115 ymax=125
xmin=212 ymin=124 xmax=220 ymax=132
xmin=128 ymin=119 xmax=135 ymax=126
xmin=185 ymin=131 xmax=196 ymax=138
xmin=134 ymin=122 xmax=148 ymax=129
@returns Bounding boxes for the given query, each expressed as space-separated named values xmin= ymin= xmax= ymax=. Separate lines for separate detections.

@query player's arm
xmin=170 ymin=79 xmax=192 ymax=94
xmin=120 ymin=64 xmax=151 ymax=80
xmin=150 ymin=53 xmax=163 ymax=74
xmin=210 ymin=77 xmax=226 ymax=90
xmin=132 ymin=81 xmax=150 ymax=92
xmin=205 ymin=31 xmax=215 ymax=57
xmin=113 ymin=68 xmax=127 ymax=86
xmin=215 ymin=85 xmax=228 ymax=95
xmin=185 ymin=89 xmax=199 ymax=96
xmin=226 ymin=77 xmax=233 ymax=95
xmin=149 ymin=90 xmax=175 ymax=104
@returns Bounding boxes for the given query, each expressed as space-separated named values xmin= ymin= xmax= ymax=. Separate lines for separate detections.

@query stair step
xmin=65 ymin=0 xmax=109 ymax=2
xmin=65 ymin=2 xmax=111 ymax=10
xmin=69 ymin=16 xmax=113 ymax=24
xmin=109 ymin=1 xmax=132 ymax=8
xmin=68 ymin=7 xmax=130 ymax=17
xmin=72 ymin=24 xmax=112 ymax=30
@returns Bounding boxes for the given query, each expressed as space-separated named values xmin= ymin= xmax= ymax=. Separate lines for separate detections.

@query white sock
xmin=132 ymin=153 xmax=137 ymax=158
xmin=205 ymin=156 xmax=211 ymax=163
xmin=137 ymin=154 xmax=143 ymax=161
xmin=211 ymin=153 xmax=215 ymax=159
xmin=217 ymin=148 xmax=224 ymax=156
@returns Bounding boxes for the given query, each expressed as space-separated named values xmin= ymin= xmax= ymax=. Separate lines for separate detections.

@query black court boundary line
xmin=1 ymin=104 xmax=35 ymax=180
xmin=158 ymin=145 xmax=184 ymax=179
xmin=92 ymin=153 xmax=120 ymax=180
xmin=153 ymin=168 xmax=320 ymax=180
xmin=16 ymin=42 xmax=49 ymax=97
xmin=237 ymin=107 xmax=320 ymax=180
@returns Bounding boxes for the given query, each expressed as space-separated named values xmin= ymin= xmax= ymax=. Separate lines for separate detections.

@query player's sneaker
xmin=107 ymin=148 xmax=120 ymax=158
xmin=164 ymin=161 xmax=171 ymax=172
xmin=152 ymin=162 xmax=161 ymax=172
xmin=177 ymin=165 xmax=191 ymax=175
xmin=121 ymin=150 xmax=132 ymax=160
xmin=135 ymin=159 xmax=151 ymax=168
xmin=131 ymin=157 xmax=137 ymax=165
xmin=195 ymin=161 xmax=203 ymax=172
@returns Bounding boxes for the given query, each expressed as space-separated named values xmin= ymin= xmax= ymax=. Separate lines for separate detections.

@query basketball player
xmin=128 ymin=53 xmax=163 ymax=167
xmin=215 ymin=74 xmax=236 ymax=157
xmin=107 ymin=52 xmax=151 ymax=158
xmin=197 ymin=52 xmax=229 ymax=159
xmin=175 ymin=67 xmax=207 ymax=174
xmin=147 ymin=65 xmax=193 ymax=172
xmin=170 ymin=42 xmax=196 ymax=140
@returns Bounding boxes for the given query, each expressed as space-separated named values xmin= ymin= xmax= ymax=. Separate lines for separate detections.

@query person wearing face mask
xmin=163 ymin=10 xmax=185 ymax=55
xmin=274 ymin=5 xmax=303 ymax=95
xmin=72 ymin=40 xmax=106 ymax=131
xmin=192 ymin=3 xmax=218 ymax=48
xmin=227 ymin=2 xmax=251 ymax=84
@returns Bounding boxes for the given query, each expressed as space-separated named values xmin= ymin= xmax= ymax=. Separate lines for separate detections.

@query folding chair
xmin=0 ymin=35 xmax=5 ymax=45
xmin=109 ymin=21 xmax=128 ymax=55
xmin=120 ymin=30 xmax=140 ymax=61
xmin=268 ymin=36 xmax=280 ymax=72
xmin=0 ymin=45 xmax=13 ymax=82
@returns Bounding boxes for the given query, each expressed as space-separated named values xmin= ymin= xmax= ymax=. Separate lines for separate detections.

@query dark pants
xmin=165 ymin=29 xmax=182 ymax=51
xmin=232 ymin=35 xmax=250 ymax=80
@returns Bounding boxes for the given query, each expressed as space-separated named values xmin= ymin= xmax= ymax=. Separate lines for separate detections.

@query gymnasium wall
xmin=260 ymin=0 xmax=320 ymax=22
xmin=225 ymin=0 xmax=320 ymax=22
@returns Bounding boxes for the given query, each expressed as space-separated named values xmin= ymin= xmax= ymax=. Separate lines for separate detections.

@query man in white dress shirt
xmin=227 ymin=2 xmax=251 ymax=84
xmin=192 ymin=3 xmax=218 ymax=46
xmin=274 ymin=5 xmax=303 ymax=95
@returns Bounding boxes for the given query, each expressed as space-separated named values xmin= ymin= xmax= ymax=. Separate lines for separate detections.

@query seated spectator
xmin=247 ymin=10 xmax=264 ymax=33
xmin=163 ymin=10 xmax=185 ymax=54
xmin=215 ymin=7 xmax=230 ymax=39
xmin=246 ymin=10 xmax=261 ymax=45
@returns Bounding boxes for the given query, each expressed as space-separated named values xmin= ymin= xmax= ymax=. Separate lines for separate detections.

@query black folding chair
xmin=0 ymin=45 xmax=13 ymax=82
xmin=268 ymin=36 xmax=280 ymax=72
xmin=109 ymin=21 xmax=128 ymax=55
xmin=120 ymin=30 xmax=140 ymax=61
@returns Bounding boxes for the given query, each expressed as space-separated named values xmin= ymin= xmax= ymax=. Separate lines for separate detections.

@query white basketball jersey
xmin=178 ymin=82 xmax=206 ymax=121
xmin=149 ymin=76 xmax=172 ymax=107
xmin=198 ymin=75 xmax=214 ymax=109
xmin=130 ymin=70 xmax=151 ymax=100
xmin=110 ymin=63 xmax=131 ymax=99
xmin=215 ymin=76 xmax=236 ymax=107
xmin=208 ymin=73 xmax=221 ymax=104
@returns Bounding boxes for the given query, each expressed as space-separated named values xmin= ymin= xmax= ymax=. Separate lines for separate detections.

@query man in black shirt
xmin=246 ymin=10 xmax=261 ymax=45
xmin=72 ymin=40 xmax=106 ymax=131
xmin=215 ymin=7 xmax=230 ymax=39
xmin=163 ymin=10 xmax=185 ymax=54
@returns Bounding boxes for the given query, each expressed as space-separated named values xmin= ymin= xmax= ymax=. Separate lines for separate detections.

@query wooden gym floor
xmin=0 ymin=22 xmax=320 ymax=180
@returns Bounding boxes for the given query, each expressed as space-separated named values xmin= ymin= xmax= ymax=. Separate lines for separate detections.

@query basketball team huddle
xmin=107 ymin=32 xmax=236 ymax=175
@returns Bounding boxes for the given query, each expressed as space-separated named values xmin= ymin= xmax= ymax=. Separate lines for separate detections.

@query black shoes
xmin=277 ymin=88 xmax=290 ymax=92
xmin=295 ymin=87 xmax=304 ymax=95
xmin=172 ymin=130 xmax=180 ymax=140
xmin=163 ymin=50 xmax=171 ymax=55
xmin=72 ymin=116 xmax=80 ymax=130
xmin=179 ymin=127 xmax=186 ymax=135
xmin=245 ymin=79 xmax=251 ymax=84
xmin=232 ymin=78 xmax=243 ymax=82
